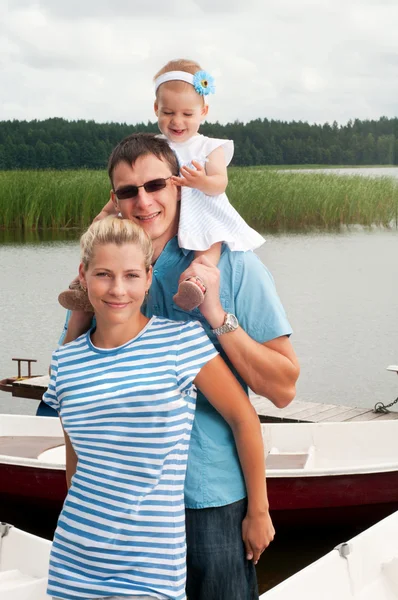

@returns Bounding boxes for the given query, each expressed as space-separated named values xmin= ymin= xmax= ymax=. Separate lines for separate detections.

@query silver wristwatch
xmin=211 ymin=313 xmax=239 ymax=336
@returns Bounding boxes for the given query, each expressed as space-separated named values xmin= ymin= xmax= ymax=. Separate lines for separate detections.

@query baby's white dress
xmin=163 ymin=134 xmax=265 ymax=252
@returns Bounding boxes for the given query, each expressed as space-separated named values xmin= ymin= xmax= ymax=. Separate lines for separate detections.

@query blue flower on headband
xmin=193 ymin=70 xmax=215 ymax=96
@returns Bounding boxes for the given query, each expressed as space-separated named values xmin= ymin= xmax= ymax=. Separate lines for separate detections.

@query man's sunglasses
xmin=114 ymin=177 xmax=172 ymax=201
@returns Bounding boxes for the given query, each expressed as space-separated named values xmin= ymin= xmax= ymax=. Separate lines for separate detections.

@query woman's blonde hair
xmin=154 ymin=58 xmax=203 ymax=99
xmin=80 ymin=217 xmax=153 ymax=271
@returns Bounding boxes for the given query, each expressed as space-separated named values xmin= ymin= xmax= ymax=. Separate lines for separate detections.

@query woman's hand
xmin=242 ymin=509 xmax=275 ymax=565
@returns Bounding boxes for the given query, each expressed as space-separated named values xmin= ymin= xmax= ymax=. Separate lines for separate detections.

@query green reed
xmin=228 ymin=168 xmax=398 ymax=230
xmin=0 ymin=170 xmax=109 ymax=230
xmin=1 ymin=168 xmax=397 ymax=232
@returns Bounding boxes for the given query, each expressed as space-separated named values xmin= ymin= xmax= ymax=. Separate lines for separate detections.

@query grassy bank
xmin=228 ymin=168 xmax=398 ymax=230
xmin=0 ymin=170 xmax=109 ymax=230
xmin=1 ymin=168 xmax=397 ymax=231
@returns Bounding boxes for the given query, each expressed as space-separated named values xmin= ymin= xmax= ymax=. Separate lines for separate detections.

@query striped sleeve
xmin=42 ymin=352 xmax=60 ymax=412
xmin=175 ymin=321 xmax=218 ymax=394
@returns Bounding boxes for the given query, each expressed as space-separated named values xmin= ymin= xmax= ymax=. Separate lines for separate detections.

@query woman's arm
xmin=62 ymin=310 xmax=93 ymax=345
xmin=62 ymin=424 xmax=78 ymax=489
xmin=92 ymin=198 xmax=118 ymax=222
xmin=194 ymin=355 xmax=274 ymax=564
xmin=171 ymin=147 xmax=228 ymax=196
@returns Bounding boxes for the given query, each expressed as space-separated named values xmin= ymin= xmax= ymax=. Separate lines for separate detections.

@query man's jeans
xmin=186 ymin=498 xmax=259 ymax=600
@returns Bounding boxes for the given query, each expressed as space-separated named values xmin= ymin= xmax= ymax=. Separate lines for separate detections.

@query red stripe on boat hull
xmin=1 ymin=464 xmax=398 ymax=530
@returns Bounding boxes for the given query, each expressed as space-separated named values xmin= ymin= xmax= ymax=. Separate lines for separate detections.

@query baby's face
xmin=155 ymin=85 xmax=208 ymax=144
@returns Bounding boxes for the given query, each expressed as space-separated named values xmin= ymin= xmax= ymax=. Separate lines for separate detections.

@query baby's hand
xmin=171 ymin=160 xmax=208 ymax=192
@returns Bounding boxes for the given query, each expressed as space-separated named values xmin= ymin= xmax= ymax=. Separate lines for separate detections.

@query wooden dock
xmin=252 ymin=364 xmax=398 ymax=423
xmin=251 ymin=395 xmax=398 ymax=423
xmin=5 ymin=374 xmax=398 ymax=423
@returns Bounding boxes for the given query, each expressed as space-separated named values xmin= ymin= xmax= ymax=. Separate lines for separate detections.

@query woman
xmin=43 ymin=216 xmax=273 ymax=600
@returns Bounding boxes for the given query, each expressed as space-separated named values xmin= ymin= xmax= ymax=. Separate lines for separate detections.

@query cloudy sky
xmin=1 ymin=0 xmax=397 ymax=126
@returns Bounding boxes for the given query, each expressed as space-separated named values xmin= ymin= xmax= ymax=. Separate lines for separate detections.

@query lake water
xmin=284 ymin=166 xmax=398 ymax=179
xmin=1 ymin=225 xmax=398 ymax=415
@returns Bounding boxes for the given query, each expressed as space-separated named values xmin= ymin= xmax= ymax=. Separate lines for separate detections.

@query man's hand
xmin=242 ymin=510 xmax=275 ymax=565
xmin=178 ymin=255 xmax=225 ymax=328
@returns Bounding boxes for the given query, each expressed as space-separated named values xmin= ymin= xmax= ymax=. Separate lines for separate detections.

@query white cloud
xmin=0 ymin=0 xmax=397 ymax=125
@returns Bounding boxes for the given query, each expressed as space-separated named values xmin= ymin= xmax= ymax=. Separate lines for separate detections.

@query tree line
xmin=1 ymin=116 xmax=398 ymax=169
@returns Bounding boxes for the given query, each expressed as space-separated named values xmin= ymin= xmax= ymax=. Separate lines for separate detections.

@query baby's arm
xmin=171 ymin=146 xmax=228 ymax=196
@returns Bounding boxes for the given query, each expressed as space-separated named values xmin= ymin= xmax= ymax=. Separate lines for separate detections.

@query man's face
xmin=111 ymin=154 xmax=180 ymax=256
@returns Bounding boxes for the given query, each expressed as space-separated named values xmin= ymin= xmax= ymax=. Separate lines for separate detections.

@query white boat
xmin=261 ymin=420 xmax=398 ymax=526
xmin=1 ymin=415 xmax=398 ymax=527
xmin=260 ymin=509 xmax=398 ymax=599
xmin=0 ymin=522 xmax=51 ymax=600
xmin=0 ymin=415 xmax=65 ymax=515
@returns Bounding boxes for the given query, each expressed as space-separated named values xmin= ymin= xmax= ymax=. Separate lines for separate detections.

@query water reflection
xmin=0 ymin=228 xmax=81 ymax=245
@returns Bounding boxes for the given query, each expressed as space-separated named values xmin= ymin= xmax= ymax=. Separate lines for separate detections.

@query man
xmin=63 ymin=133 xmax=299 ymax=600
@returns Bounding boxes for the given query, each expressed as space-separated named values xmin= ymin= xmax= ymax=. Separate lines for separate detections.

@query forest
xmin=1 ymin=116 xmax=398 ymax=169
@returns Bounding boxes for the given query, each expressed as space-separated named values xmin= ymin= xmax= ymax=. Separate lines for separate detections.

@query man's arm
xmin=178 ymin=255 xmax=299 ymax=408
xmin=211 ymin=328 xmax=298 ymax=407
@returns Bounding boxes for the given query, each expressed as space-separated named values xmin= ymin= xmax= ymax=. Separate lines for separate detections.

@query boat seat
xmin=266 ymin=446 xmax=315 ymax=470
xmin=266 ymin=452 xmax=309 ymax=469
xmin=0 ymin=436 xmax=64 ymax=459
xmin=0 ymin=570 xmax=48 ymax=600
xmin=0 ymin=569 xmax=30 ymax=583
xmin=382 ymin=557 xmax=398 ymax=596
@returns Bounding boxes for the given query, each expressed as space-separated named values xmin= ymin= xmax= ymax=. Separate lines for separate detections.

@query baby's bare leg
xmin=173 ymin=243 xmax=222 ymax=311
xmin=194 ymin=242 xmax=222 ymax=267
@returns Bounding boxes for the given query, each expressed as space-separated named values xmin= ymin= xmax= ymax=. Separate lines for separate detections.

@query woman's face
xmin=79 ymin=242 xmax=152 ymax=326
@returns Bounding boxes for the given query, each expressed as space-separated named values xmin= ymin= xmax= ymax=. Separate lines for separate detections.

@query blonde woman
xmin=44 ymin=216 xmax=273 ymax=600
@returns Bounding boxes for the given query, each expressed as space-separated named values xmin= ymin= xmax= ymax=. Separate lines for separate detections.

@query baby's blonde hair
xmin=80 ymin=217 xmax=153 ymax=272
xmin=154 ymin=58 xmax=203 ymax=99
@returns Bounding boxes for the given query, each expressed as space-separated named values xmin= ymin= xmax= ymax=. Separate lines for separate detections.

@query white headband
xmin=154 ymin=69 xmax=215 ymax=103
xmin=154 ymin=71 xmax=195 ymax=92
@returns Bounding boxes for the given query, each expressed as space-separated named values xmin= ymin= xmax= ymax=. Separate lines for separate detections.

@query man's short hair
xmin=108 ymin=133 xmax=179 ymax=187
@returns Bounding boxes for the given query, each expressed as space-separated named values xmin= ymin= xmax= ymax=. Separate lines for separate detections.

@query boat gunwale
xmin=1 ymin=450 xmax=397 ymax=477
xmin=267 ymin=463 xmax=398 ymax=477
xmin=0 ymin=453 xmax=65 ymax=470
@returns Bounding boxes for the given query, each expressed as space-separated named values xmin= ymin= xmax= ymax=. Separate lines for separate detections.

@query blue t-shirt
xmin=144 ymin=237 xmax=292 ymax=509
xmin=54 ymin=237 xmax=292 ymax=509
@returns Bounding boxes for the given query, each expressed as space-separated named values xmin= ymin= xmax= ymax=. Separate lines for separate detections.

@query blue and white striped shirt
xmin=43 ymin=317 xmax=218 ymax=600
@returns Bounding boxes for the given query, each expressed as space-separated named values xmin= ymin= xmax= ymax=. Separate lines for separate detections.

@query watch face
xmin=226 ymin=313 xmax=238 ymax=329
